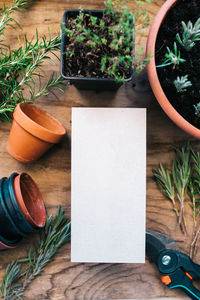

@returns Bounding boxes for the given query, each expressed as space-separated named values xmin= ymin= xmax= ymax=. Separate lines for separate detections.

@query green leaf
xmin=0 ymin=206 xmax=71 ymax=299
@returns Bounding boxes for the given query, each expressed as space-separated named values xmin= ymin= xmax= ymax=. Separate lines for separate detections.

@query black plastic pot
xmin=0 ymin=178 xmax=23 ymax=240
xmin=0 ymin=172 xmax=45 ymax=250
xmin=4 ymin=173 xmax=37 ymax=234
xmin=61 ymin=9 xmax=134 ymax=91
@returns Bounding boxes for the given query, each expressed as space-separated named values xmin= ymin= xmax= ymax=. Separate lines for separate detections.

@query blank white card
xmin=71 ymin=108 xmax=146 ymax=263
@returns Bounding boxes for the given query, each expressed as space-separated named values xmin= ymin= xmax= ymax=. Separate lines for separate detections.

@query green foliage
xmin=0 ymin=0 xmax=64 ymax=121
xmin=0 ymin=0 xmax=30 ymax=40
xmin=135 ymin=47 xmax=152 ymax=73
xmin=174 ymin=75 xmax=192 ymax=93
xmin=153 ymin=143 xmax=191 ymax=233
xmin=64 ymin=0 xmax=151 ymax=82
xmin=157 ymin=42 xmax=186 ymax=68
xmin=176 ymin=18 xmax=200 ymax=52
xmin=153 ymin=163 xmax=178 ymax=216
xmin=194 ymin=102 xmax=200 ymax=118
xmin=172 ymin=144 xmax=191 ymax=229
xmin=153 ymin=143 xmax=200 ymax=257
xmin=0 ymin=206 xmax=71 ymax=300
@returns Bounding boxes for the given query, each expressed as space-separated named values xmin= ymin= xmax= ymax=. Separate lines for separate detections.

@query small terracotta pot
xmin=7 ymin=103 xmax=66 ymax=163
xmin=146 ymin=0 xmax=200 ymax=139
xmin=13 ymin=173 xmax=46 ymax=228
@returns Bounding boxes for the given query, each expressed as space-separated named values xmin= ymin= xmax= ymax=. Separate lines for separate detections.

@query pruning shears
xmin=146 ymin=230 xmax=200 ymax=300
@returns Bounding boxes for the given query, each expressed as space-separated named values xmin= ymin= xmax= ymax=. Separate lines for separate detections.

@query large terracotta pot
xmin=146 ymin=0 xmax=200 ymax=139
xmin=7 ymin=103 xmax=66 ymax=163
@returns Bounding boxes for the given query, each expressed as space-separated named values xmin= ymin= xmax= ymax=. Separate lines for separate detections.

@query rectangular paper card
xmin=71 ymin=108 xmax=146 ymax=263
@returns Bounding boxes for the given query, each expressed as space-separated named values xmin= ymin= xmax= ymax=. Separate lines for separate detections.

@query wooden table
xmin=0 ymin=0 xmax=197 ymax=299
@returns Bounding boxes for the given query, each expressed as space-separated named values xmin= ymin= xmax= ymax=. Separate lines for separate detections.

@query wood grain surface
xmin=0 ymin=0 xmax=197 ymax=299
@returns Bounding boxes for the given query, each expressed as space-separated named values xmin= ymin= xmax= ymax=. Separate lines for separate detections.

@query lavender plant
xmin=157 ymin=42 xmax=186 ymax=68
xmin=194 ymin=102 xmax=200 ymax=118
xmin=153 ymin=143 xmax=200 ymax=258
xmin=174 ymin=75 xmax=192 ymax=93
xmin=176 ymin=18 xmax=200 ymax=52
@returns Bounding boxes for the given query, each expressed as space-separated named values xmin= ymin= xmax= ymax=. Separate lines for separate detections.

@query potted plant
xmin=61 ymin=0 xmax=151 ymax=90
xmin=146 ymin=0 xmax=200 ymax=139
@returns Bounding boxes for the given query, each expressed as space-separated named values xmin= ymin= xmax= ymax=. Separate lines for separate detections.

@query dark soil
xmin=156 ymin=0 xmax=200 ymax=129
xmin=62 ymin=10 xmax=133 ymax=80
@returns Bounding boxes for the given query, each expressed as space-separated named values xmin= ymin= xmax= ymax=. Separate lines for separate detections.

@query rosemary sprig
xmin=189 ymin=150 xmax=200 ymax=257
xmin=172 ymin=143 xmax=191 ymax=231
xmin=0 ymin=1 xmax=64 ymax=121
xmin=0 ymin=0 xmax=30 ymax=40
xmin=153 ymin=143 xmax=200 ymax=258
xmin=0 ymin=206 xmax=71 ymax=300
xmin=153 ymin=163 xmax=178 ymax=217
xmin=153 ymin=144 xmax=191 ymax=233
xmin=28 ymin=74 xmax=64 ymax=102
xmin=1 ymin=262 xmax=22 ymax=300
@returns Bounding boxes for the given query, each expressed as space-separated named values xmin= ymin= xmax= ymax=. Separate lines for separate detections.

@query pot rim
xmin=13 ymin=173 xmax=46 ymax=228
xmin=7 ymin=173 xmax=38 ymax=233
xmin=14 ymin=103 xmax=66 ymax=144
xmin=0 ymin=240 xmax=16 ymax=249
xmin=146 ymin=0 xmax=200 ymax=139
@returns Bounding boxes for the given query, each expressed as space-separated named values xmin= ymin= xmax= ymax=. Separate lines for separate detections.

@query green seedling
xmin=157 ymin=42 xmax=186 ymax=68
xmin=176 ymin=18 xmax=200 ymax=51
xmin=64 ymin=0 xmax=152 ymax=82
xmin=194 ymin=102 xmax=200 ymax=118
xmin=174 ymin=75 xmax=192 ymax=93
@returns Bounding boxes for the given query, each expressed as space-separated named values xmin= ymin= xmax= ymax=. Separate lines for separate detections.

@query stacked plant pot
xmin=0 ymin=172 xmax=46 ymax=249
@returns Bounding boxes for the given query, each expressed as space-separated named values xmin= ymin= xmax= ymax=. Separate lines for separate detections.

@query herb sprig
xmin=0 ymin=206 xmax=71 ymax=300
xmin=153 ymin=143 xmax=200 ymax=258
xmin=0 ymin=0 xmax=64 ymax=121
xmin=172 ymin=144 xmax=191 ymax=230
xmin=156 ymin=42 xmax=186 ymax=68
xmin=174 ymin=75 xmax=192 ymax=93
xmin=176 ymin=18 xmax=200 ymax=52
xmin=153 ymin=163 xmax=178 ymax=217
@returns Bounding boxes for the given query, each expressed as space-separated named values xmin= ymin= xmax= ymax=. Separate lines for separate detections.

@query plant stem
xmin=0 ymin=1 xmax=63 ymax=121
xmin=0 ymin=207 xmax=71 ymax=300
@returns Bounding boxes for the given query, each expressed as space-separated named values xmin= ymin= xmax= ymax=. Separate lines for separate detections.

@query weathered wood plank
xmin=0 ymin=0 xmax=194 ymax=299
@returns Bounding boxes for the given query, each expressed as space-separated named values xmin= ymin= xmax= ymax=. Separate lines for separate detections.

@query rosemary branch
xmin=153 ymin=143 xmax=200 ymax=258
xmin=0 ymin=1 xmax=64 ymax=121
xmin=153 ymin=163 xmax=179 ymax=217
xmin=189 ymin=150 xmax=200 ymax=257
xmin=0 ymin=0 xmax=30 ymax=40
xmin=153 ymin=144 xmax=191 ymax=234
xmin=172 ymin=144 xmax=191 ymax=232
xmin=0 ymin=206 xmax=71 ymax=300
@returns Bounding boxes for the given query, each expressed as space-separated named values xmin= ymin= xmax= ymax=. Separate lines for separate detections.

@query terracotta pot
xmin=146 ymin=0 xmax=200 ymax=139
xmin=13 ymin=173 xmax=46 ymax=228
xmin=7 ymin=103 xmax=66 ymax=163
xmin=0 ymin=240 xmax=16 ymax=250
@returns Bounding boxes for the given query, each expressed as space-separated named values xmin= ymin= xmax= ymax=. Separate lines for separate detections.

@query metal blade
xmin=146 ymin=229 xmax=179 ymax=263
